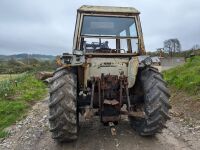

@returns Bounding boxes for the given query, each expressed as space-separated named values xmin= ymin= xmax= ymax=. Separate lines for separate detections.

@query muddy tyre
xmin=48 ymin=67 xmax=78 ymax=142
xmin=129 ymin=67 xmax=171 ymax=136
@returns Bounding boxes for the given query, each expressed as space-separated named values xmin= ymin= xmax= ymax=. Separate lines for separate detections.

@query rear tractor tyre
xmin=48 ymin=67 xmax=78 ymax=142
xmin=129 ymin=67 xmax=171 ymax=136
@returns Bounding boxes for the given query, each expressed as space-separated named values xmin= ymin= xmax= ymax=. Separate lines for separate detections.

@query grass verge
xmin=0 ymin=74 xmax=22 ymax=82
xmin=0 ymin=73 xmax=47 ymax=138
xmin=163 ymin=56 xmax=200 ymax=95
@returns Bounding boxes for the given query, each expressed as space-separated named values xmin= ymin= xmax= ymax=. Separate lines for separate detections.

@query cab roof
xmin=78 ymin=5 xmax=140 ymax=14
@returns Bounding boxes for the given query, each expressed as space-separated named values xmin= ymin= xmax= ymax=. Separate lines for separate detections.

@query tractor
xmin=47 ymin=5 xmax=171 ymax=142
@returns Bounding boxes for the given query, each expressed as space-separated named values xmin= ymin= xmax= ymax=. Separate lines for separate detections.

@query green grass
xmin=0 ymin=73 xmax=47 ymax=138
xmin=163 ymin=56 xmax=200 ymax=95
xmin=0 ymin=74 xmax=23 ymax=81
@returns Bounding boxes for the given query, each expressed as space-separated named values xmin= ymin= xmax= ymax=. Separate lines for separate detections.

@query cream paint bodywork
xmin=78 ymin=5 xmax=140 ymax=14
xmin=128 ymin=57 xmax=139 ymax=88
xmin=84 ymin=57 xmax=139 ymax=88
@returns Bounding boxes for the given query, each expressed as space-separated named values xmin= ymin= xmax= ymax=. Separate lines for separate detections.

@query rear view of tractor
xmin=47 ymin=5 xmax=171 ymax=142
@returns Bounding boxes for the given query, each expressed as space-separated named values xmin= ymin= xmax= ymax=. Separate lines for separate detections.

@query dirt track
xmin=1 ymin=97 xmax=200 ymax=150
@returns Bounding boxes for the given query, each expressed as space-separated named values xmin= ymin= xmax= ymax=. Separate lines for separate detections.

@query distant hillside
xmin=0 ymin=53 xmax=57 ymax=74
xmin=0 ymin=54 xmax=55 ymax=61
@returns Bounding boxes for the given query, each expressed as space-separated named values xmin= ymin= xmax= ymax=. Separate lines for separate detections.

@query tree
xmin=164 ymin=39 xmax=181 ymax=57
xmin=191 ymin=44 xmax=200 ymax=50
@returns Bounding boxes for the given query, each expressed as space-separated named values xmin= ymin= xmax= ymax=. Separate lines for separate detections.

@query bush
xmin=0 ymin=58 xmax=56 ymax=74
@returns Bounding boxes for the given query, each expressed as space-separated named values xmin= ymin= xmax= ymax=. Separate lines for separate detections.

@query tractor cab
xmin=73 ymin=5 xmax=145 ymax=55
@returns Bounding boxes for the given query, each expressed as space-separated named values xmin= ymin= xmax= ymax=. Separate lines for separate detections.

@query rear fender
xmin=128 ymin=57 xmax=139 ymax=88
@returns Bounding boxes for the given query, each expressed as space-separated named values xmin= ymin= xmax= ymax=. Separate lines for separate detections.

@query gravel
xmin=0 ymin=97 xmax=200 ymax=150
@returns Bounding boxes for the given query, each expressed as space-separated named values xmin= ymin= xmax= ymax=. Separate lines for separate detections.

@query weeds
xmin=163 ymin=56 xmax=200 ymax=95
xmin=0 ymin=73 xmax=47 ymax=138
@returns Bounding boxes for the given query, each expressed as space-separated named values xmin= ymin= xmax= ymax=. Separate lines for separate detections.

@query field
xmin=0 ymin=73 xmax=47 ymax=138
xmin=0 ymin=74 xmax=24 ymax=81
xmin=163 ymin=56 xmax=200 ymax=95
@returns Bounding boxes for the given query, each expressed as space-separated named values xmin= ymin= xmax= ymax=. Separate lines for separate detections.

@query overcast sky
xmin=0 ymin=0 xmax=199 ymax=55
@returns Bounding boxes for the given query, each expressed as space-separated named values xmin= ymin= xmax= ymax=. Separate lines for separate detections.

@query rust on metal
xmin=55 ymin=56 xmax=63 ymax=67
xmin=102 ymin=116 xmax=120 ymax=122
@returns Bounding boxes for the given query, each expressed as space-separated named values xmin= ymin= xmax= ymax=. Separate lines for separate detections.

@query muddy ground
xmin=1 ymin=91 xmax=200 ymax=150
